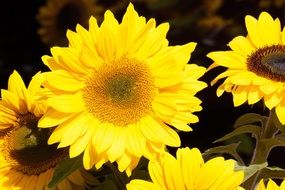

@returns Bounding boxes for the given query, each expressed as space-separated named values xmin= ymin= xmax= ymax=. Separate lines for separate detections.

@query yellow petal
xmin=248 ymin=86 xmax=262 ymax=104
xmin=140 ymin=116 xmax=180 ymax=147
xmin=88 ymin=16 xmax=99 ymax=44
xmin=1 ymin=90 xmax=26 ymax=114
xmin=96 ymin=11 xmax=119 ymax=61
xmin=232 ymin=86 xmax=248 ymax=107
xmin=177 ymin=148 xmax=203 ymax=189
xmin=245 ymin=15 xmax=263 ymax=47
xmin=226 ymin=72 xmax=254 ymax=85
xmin=38 ymin=108 xmax=74 ymax=128
xmin=264 ymin=93 xmax=283 ymax=110
xmin=148 ymin=161 xmax=166 ymax=189
xmin=163 ymin=154 xmax=184 ymax=190
xmin=257 ymin=12 xmax=280 ymax=45
xmin=267 ymin=179 xmax=279 ymax=189
xmin=69 ymin=128 xmax=93 ymax=158
xmin=44 ymin=70 xmax=85 ymax=92
xmin=126 ymin=124 xmax=146 ymax=157
xmin=207 ymin=51 xmax=247 ymax=69
xmin=47 ymin=93 xmax=85 ymax=113
xmin=93 ymin=122 xmax=115 ymax=154
xmin=117 ymin=153 xmax=132 ymax=173
xmin=50 ymin=47 xmax=89 ymax=75
xmin=134 ymin=23 xmax=169 ymax=60
xmin=127 ymin=180 xmax=163 ymax=190
xmin=118 ymin=3 xmax=139 ymax=55
xmin=275 ymin=104 xmax=285 ymax=124
xmin=107 ymin=127 xmax=127 ymax=162
xmin=58 ymin=113 xmax=91 ymax=148
xmin=228 ymin=35 xmax=255 ymax=56
xmin=8 ymin=70 xmax=26 ymax=99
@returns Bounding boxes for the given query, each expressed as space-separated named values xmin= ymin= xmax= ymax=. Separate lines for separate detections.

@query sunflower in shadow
xmin=37 ymin=0 xmax=103 ymax=47
xmin=0 ymin=71 xmax=85 ymax=190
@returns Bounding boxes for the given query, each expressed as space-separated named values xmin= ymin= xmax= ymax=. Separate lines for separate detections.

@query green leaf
xmin=214 ymin=124 xmax=261 ymax=143
xmin=260 ymin=137 xmax=285 ymax=148
xmin=94 ymin=180 xmax=118 ymax=190
xmin=48 ymin=154 xmax=83 ymax=188
xmin=203 ymin=142 xmax=244 ymax=165
xmin=259 ymin=166 xmax=285 ymax=180
xmin=234 ymin=113 xmax=267 ymax=128
xmin=235 ymin=162 xmax=267 ymax=182
xmin=250 ymin=137 xmax=285 ymax=165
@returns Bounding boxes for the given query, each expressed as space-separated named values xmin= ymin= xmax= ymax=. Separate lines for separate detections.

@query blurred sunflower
xmin=198 ymin=0 xmax=228 ymax=30
xmin=127 ymin=147 xmax=244 ymax=190
xmin=39 ymin=3 xmax=207 ymax=175
xmin=208 ymin=12 xmax=285 ymax=124
xmin=0 ymin=71 xmax=84 ymax=190
xmin=37 ymin=0 xmax=103 ymax=47
xmin=258 ymin=0 xmax=285 ymax=9
xmin=255 ymin=179 xmax=285 ymax=190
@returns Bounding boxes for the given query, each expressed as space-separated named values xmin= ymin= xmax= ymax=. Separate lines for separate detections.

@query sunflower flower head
xmin=37 ymin=0 xmax=103 ymax=47
xmin=0 ymin=71 xmax=85 ymax=190
xmin=39 ymin=3 xmax=207 ymax=175
xmin=208 ymin=12 xmax=285 ymax=124
xmin=256 ymin=179 xmax=285 ymax=190
xmin=127 ymin=147 xmax=244 ymax=190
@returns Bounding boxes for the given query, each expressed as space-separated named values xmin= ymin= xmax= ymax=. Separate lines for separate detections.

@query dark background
xmin=0 ymin=0 xmax=284 ymax=166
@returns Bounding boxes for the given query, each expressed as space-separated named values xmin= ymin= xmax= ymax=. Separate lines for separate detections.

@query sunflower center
xmin=247 ymin=45 xmax=285 ymax=82
xmin=3 ymin=113 xmax=67 ymax=175
xmin=82 ymin=57 xmax=156 ymax=126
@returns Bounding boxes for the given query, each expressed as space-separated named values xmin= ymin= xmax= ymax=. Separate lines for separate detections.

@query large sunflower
xmin=37 ymin=0 xmax=102 ymax=47
xmin=255 ymin=179 xmax=285 ymax=190
xmin=127 ymin=147 xmax=244 ymax=190
xmin=208 ymin=12 xmax=285 ymax=124
xmin=38 ymin=3 xmax=207 ymax=175
xmin=0 ymin=71 xmax=84 ymax=190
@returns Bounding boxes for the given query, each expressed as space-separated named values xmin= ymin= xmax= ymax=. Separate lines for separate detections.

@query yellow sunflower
xmin=37 ymin=0 xmax=103 ymax=47
xmin=208 ymin=12 xmax=285 ymax=124
xmin=38 ymin=3 xmax=207 ymax=175
xmin=0 ymin=71 xmax=85 ymax=190
xmin=255 ymin=179 xmax=285 ymax=190
xmin=127 ymin=147 xmax=244 ymax=190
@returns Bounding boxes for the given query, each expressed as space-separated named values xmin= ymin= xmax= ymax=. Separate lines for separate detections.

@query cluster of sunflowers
xmin=2 ymin=2 xmax=285 ymax=190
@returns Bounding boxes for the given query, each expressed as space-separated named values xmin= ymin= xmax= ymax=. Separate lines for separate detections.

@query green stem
xmin=250 ymin=109 xmax=279 ymax=164
xmin=244 ymin=109 xmax=279 ymax=190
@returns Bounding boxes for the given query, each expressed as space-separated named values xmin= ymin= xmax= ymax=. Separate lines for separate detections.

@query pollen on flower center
xmin=82 ymin=57 xmax=156 ymax=126
xmin=106 ymin=74 xmax=136 ymax=104
xmin=247 ymin=45 xmax=285 ymax=82
xmin=2 ymin=113 xmax=67 ymax=175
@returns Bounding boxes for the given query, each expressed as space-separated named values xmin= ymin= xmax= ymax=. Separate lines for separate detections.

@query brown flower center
xmin=82 ymin=57 xmax=156 ymax=126
xmin=247 ymin=45 xmax=285 ymax=82
xmin=2 ymin=113 xmax=67 ymax=175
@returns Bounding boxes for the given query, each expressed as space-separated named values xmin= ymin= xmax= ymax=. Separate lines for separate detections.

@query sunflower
xmin=0 ymin=71 xmax=85 ymax=190
xmin=37 ymin=0 xmax=103 ymax=47
xmin=208 ymin=12 xmax=285 ymax=124
xmin=255 ymin=179 xmax=285 ymax=190
xmin=127 ymin=147 xmax=244 ymax=190
xmin=38 ymin=3 xmax=207 ymax=175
